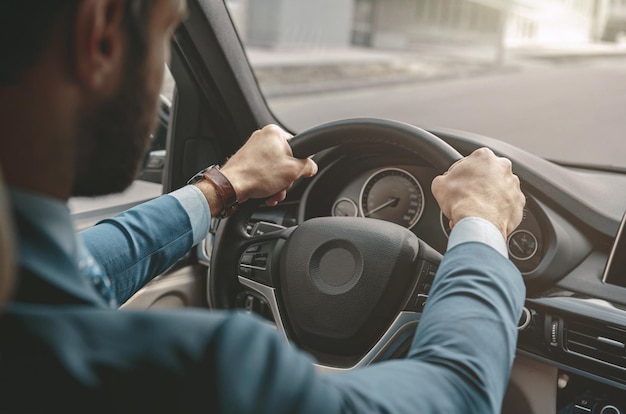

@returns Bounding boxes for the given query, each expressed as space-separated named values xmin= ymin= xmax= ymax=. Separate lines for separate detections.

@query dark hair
xmin=0 ymin=1 xmax=154 ymax=85
xmin=121 ymin=1 xmax=155 ymax=61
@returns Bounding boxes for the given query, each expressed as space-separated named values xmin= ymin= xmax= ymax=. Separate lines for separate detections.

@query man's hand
xmin=431 ymin=148 xmax=525 ymax=240
xmin=219 ymin=124 xmax=317 ymax=206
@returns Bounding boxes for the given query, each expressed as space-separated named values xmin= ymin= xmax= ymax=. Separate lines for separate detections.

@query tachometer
xmin=359 ymin=168 xmax=424 ymax=229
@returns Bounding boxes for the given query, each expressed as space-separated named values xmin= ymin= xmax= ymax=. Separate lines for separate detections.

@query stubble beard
xmin=72 ymin=49 xmax=158 ymax=197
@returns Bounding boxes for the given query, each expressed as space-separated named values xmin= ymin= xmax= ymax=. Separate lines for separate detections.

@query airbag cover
xmin=280 ymin=217 xmax=420 ymax=356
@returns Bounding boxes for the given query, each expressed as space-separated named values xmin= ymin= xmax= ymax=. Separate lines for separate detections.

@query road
xmin=268 ymin=57 xmax=626 ymax=168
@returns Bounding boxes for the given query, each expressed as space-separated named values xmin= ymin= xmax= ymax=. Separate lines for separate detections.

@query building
xmin=598 ymin=0 xmax=626 ymax=41
xmin=228 ymin=0 xmax=354 ymax=48
xmin=227 ymin=0 xmax=605 ymax=50
xmin=354 ymin=0 xmax=599 ymax=49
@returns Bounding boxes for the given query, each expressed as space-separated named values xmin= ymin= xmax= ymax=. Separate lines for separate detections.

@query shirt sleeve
xmin=315 ymin=242 xmax=525 ymax=414
xmin=168 ymin=185 xmax=212 ymax=246
xmin=79 ymin=185 xmax=212 ymax=304
xmin=80 ymin=193 xmax=197 ymax=304
xmin=447 ymin=216 xmax=508 ymax=258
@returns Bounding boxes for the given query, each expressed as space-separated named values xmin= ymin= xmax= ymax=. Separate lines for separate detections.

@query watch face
xmin=187 ymin=173 xmax=203 ymax=185
xmin=187 ymin=166 xmax=214 ymax=186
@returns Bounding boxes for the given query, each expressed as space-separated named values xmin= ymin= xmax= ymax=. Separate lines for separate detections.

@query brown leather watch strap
xmin=202 ymin=166 xmax=238 ymax=218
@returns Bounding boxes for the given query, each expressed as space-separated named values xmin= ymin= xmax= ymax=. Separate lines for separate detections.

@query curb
xmin=257 ymin=63 xmax=520 ymax=98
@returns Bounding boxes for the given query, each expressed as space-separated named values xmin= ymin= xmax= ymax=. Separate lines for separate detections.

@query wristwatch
xmin=187 ymin=165 xmax=239 ymax=218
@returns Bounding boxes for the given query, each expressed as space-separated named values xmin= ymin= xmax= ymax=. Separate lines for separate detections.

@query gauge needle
xmin=512 ymin=239 xmax=523 ymax=252
xmin=366 ymin=197 xmax=399 ymax=216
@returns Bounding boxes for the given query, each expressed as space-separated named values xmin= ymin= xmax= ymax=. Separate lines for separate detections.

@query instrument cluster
xmin=329 ymin=164 xmax=545 ymax=274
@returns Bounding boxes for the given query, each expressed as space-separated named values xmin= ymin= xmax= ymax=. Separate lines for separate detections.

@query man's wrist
xmin=448 ymin=217 xmax=509 ymax=258
xmin=169 ymin=186 xmax=212 ymax=245
xmin=188 ymin=166 xmax=239 ymax=218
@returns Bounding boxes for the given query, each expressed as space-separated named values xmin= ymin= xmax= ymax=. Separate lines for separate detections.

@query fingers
xmin=301 ymin=158 xmax=318 ymax=178
xmin=265 ymin=189 xmax=287 ymax=206
xmin=443 ymin=156 xmax=466 ymax=174
xmin=264 ymin=159 xmax=317 ymax=206
xmin=262 ymin=124 xmax=293 ymax=144
xmin=282 ymin=131 xmax=294 ymax=140
xmin=224 ymin=123 xmax=320 ymax=203
xmin=473 ymin=147 xmax=495 ymax=157
xmin=430 ymin=175 xmax=445 ymax=208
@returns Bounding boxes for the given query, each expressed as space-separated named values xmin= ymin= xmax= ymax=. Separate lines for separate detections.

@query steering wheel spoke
xmin=401 ymin=258 xmax=440 ymax=313
xmin=239 ymin=274 xmax=423 ymax=371
xmin=314 ymin=311 xmax=421 ymax=373
xmin=234 ymin=224 xmax=296 ymax=287
xmin=238 ymin=276 xmax=291 ymax=343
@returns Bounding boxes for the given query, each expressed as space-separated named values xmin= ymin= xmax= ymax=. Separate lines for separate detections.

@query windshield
xmin=225 ymin=0 xmax=626 ymax=169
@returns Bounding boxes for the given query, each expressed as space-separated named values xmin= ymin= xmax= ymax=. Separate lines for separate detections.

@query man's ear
xmin=72 ymin=0 xmax=126 ymax=91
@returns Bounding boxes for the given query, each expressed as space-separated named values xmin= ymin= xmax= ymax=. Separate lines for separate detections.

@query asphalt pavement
xmin=267 ymin=49 xmax=626 ymax=169
xmin=160 ymin=41 xmax=626 ymax=101
xmin=244 ymin=42 xmax=626 ymax=98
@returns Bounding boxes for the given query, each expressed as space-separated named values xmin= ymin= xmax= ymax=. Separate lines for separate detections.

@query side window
xmin=137 ymin=66 xmax=175 ymax=184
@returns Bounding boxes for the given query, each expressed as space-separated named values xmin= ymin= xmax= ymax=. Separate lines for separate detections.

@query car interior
xmin=61 ymin=1 xmax=626 ymax=413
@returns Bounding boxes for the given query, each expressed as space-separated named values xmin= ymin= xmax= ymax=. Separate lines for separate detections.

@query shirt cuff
xmin=447 ymin=217 xmax=508 ymax=258
xmin=169 ymin=185 xmax=212 ymax=246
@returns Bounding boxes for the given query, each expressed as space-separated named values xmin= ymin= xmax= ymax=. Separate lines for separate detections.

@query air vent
xmin=565 ymin=319 xmax=626 ymax=370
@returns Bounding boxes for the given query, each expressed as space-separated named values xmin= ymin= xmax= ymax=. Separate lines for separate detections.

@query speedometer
xmin=359 ymin=168 xmax=424 ymax=229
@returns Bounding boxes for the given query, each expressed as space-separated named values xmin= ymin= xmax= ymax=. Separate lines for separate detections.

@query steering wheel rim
xmin=288 ymin=118 xmax=461 ymax=167
xmin=210 ymin=118 xmax=462 ymax=369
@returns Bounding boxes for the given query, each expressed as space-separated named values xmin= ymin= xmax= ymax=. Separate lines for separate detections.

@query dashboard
xmin=240 ymin=130 xmax=626 ymax=412
xmin=298 ymin=150 xmax=548 ymax=275
xmin=328 ymin=163 xmax=546 ymax=274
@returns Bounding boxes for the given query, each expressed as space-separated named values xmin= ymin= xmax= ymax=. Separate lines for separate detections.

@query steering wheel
xmin=210 ymin=118 xmax=462 ymax=371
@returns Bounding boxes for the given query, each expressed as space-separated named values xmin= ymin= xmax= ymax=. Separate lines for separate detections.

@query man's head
xmin=0 ymin=0 xmax=187 ymax=199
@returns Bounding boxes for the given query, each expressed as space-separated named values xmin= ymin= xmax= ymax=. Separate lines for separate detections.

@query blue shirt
xmin=1 ymin=186 xmax=525 ymax=413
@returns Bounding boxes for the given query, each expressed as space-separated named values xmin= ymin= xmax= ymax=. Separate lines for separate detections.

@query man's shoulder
xmin=0 ymin=305 xmax=229 ymax=411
